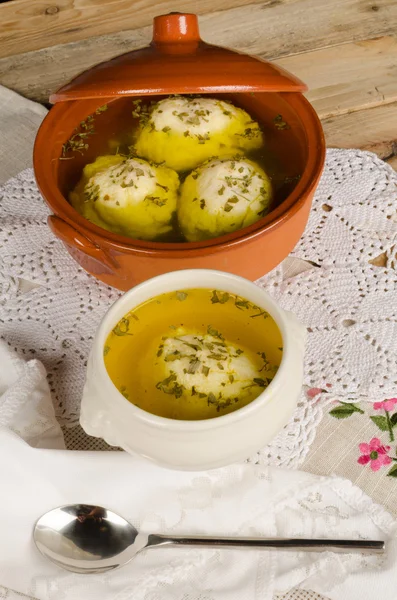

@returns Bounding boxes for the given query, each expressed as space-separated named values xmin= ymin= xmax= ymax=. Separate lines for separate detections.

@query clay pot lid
xmin=50 ymin=13 xmax=307 ymax=103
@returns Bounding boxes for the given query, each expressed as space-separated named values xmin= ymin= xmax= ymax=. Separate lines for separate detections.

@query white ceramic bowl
xmin=80 ymin=269 xmax=306 ymax=470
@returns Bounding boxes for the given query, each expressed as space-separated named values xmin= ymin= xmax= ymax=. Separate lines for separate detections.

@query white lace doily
xmin=0 ymin=149 xmax=396 ymax=465
xmin=291 ymin=150 xmax=397 ymax=267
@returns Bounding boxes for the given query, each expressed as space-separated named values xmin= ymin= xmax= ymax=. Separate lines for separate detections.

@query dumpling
xmin=178 ymin=157 xmax=273 ymax=242
xmin=70 ymin=155 xmax=179 ymax=240
xmin=134 ymin=96 xmax=263 ymax=172
xmin=158 ymin=332 xmax=264 ymax=407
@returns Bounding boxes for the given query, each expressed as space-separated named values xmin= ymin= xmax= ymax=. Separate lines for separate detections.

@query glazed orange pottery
xmin=33 ymin=12 xmax=325 ymax=291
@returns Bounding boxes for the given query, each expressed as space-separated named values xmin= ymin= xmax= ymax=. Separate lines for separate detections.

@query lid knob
xmin=152 ymin=13 xmax=201 ymax=44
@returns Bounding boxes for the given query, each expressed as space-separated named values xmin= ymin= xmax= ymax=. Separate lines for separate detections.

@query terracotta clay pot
xmin=34 ymin=13 xmax=325 ymax=291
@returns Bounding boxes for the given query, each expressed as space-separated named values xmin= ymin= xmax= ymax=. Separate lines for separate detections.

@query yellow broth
xmin=64 ymin=95 xmax=303 ymax=243
xmin=104 ymin=288 xmax=283 ymax=420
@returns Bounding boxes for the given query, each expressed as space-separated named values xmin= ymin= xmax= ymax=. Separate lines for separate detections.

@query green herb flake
xmin=196 ymin=132 xmax=210 ymax=144
xmin=228 ymin=374 xmax=234 ymax=383
xmin=213 ymin=343 xmax=227 ymax=351
xmin=95 ymin=104 xmax=108 ymax=114
xmin=211 ymin=290 xmax=220 ymax=304
xmin=156 ymin=372 xmax=184 ymax=399
xmin=253 ymin=378 xmax=267 ymax=387
xmin=207 ymin=325 xmax=225 ymax=340
xmin=120 ymin=181 xmax=135 ymax=189
xmin=283 ymin=174 xmax=301 ymax=185
xmin=178 ymin=340 xmax=201 ymax=351
xmin=202 ymin=365 xmax=210 ymax=377
xmin=164 ymin=350 xmax=182 ymax=362
xmin=274 ymin=114 xmax=290 ymax=130
xmin=218 ymin=185 xmax=225 ymax=196
xmin=187 ymin=359 xmax=201 ymax=374
xmin=208 ymin=353 xmax=225 ymax=361
xmin=173 ymin=383 xmax=184 ymax=399
xmin=112 ymin=317 xmax=133 ymax=336
xmin=176 ymin=291 xmax=188 ymax=302
xmin=250 ymin=310 xmax=269 ymax=319
xmin=162 ymin=126 xmax=171 ymax=133
xmin=235 ymin=298 xmax=250 ymax=310
xmin=206 ymin=392 xmax=236 ymax=412
xmin=103 ymin=345 xmax=110 ymax=356
xmin=211 ymin=290 xmax=230 ymax=304
xmin=236 ymin=126 xmax=261 ymax=140
xmin=62 ymin=114 xmax=95 ymax=157
xmin=146 ymin=195 xmax=167 ymax=207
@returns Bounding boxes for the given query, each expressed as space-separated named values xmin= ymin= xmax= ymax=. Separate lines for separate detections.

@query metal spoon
xmin=33 ymin=504 xmax=385 ymax=574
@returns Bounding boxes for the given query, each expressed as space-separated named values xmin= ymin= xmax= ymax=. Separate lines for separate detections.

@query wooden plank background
xmin=0 ymin=0 xmax=396 ymax=165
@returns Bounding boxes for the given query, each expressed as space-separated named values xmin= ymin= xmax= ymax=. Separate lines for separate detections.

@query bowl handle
xmin=48 ymin=215 xmax=118 ymax=270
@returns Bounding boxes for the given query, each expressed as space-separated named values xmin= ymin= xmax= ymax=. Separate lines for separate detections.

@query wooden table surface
xmin=0 ymin=0 xmax=396 ymax=172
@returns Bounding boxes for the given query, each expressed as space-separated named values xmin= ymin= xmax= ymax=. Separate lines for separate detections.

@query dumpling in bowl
xmin=70 ymin=155 xmax=179 ymax=240
xmin=134 ymin=96 xmax=263 ymax=172
xmin=178 ymin=157 xmax=273 ymax=242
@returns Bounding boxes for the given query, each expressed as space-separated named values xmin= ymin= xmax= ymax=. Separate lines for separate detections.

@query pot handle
xmin=48 ymin=215 xmax=117 ymax=270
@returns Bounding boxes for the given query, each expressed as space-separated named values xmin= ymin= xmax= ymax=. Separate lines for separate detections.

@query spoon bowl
xmin=33 ymin=504 xmax=141 ymax=573
xmin=34 ymin=504 xmax=386 ymax=574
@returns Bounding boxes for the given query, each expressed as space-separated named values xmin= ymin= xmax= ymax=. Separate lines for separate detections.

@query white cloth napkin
xmin=1 ymin=427 xmax=397 ymax=600
xmin=0 ymin=340 xmax=64 ymax=449
xmin=0 ymin=343 xmax=396 ymax=600
xmin=0 ymin=85 xmax=47 ymax=183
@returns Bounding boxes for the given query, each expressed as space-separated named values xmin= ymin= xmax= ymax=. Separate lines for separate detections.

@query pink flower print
xmin=358 ymin=438 xmax=392 ymax=471
xmin=307 ymin=387 xmax=322 ymax=399
xmin=373 ymin=398 xmax=397 ymax=412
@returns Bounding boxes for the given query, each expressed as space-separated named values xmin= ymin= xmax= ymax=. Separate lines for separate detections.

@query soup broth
xmin=63 ymin=94 xmax=303 ymax=243
xmin=104 ymin=288 xmax=283 ymax=420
